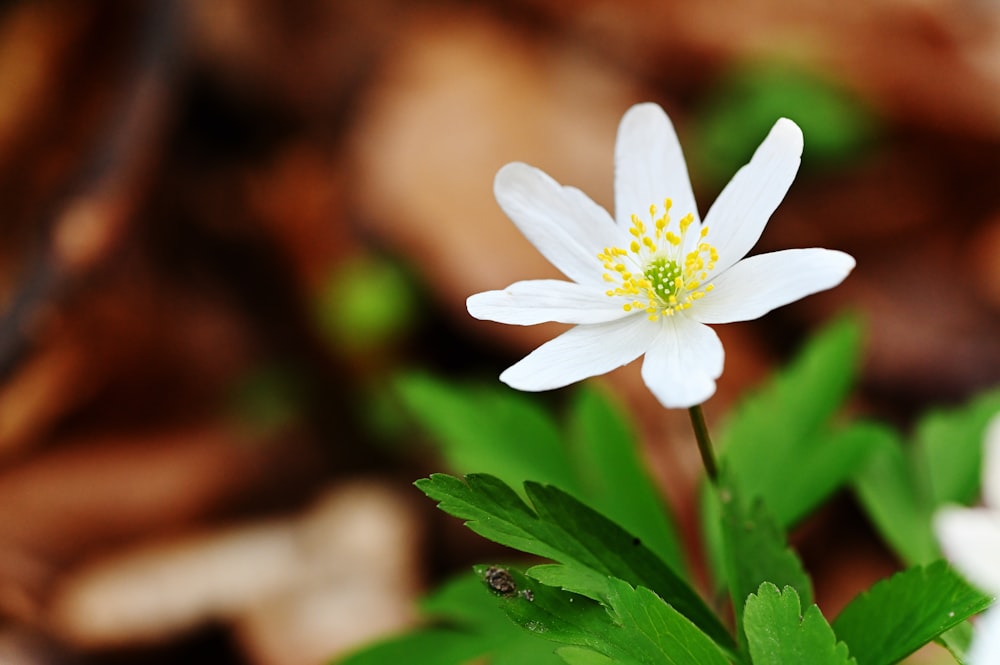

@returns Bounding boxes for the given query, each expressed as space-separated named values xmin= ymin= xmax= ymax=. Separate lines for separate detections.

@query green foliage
xmin=352 ymin=315 xmax=1000 ymax=664
xmin=936 ymin=623 xmax=975 ymax=664
xmin=416 ymin=473 xmax=733 ymax=650
xmin=702 ymin=317 xmax=873 ymax=593
xmin=743 ymin=584 xmax=855 ymax=665
xmin=852 ymin=388 xmax=1000 ymax=565
xmin=717 ymin=316 xmax=868 ymax=527
xmin=397 ymin=376 xmax=686 ymax=573
xmin=916 ymin=389 xmax=1000 ymax=507
xmin=336 ymin=571 xmax=563 ymax=665
xmin=851 ymin=428 xmax=939 ymax=565
xmin=556 ymin=648 xmax=618 ymax=664
xmin=566 ymin=388 xmax=686 ymax=575
xmin=717 ymin=480 xmax=813 ymax=650
xmin=317 ymin=253 xmax=418 ymax=351
xmin=831 ymin=561 xmax=993 ymax=665
xmin=491 ymin=569 xmax=731 ymax=665
xmin=692 ymin=61 xmax=877 ymax=185
xmin=397 ymin=374 xmax=579 ymax=495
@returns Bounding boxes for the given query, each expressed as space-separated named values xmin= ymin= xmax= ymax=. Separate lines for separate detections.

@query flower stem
xmin=688 ymin=404 xmax=718 ymax=483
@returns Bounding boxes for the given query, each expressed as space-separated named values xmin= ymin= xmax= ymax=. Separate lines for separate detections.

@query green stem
xmin=688 ymin=404 xmax=718 ymax=483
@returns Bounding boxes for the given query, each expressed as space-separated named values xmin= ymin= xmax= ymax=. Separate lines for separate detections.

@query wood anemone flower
xmin=468 ymin=103 xmax=855 ymax=408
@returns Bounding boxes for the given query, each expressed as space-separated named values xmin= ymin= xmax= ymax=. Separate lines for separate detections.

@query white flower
xmin=467 ymin=103 xmax=855 ymax=408
xmin=934 ymin=415 xmax=1000 ymax=665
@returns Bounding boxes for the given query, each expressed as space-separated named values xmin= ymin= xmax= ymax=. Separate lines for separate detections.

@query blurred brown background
xmin=0 ymin=0 xmax=997 ymax=663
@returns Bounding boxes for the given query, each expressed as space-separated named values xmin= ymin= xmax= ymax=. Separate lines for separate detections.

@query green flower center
xmin=597 ymin=199 xmax=718 ymax=320
xmin=644 ymin=257 xmax=682 ymax=302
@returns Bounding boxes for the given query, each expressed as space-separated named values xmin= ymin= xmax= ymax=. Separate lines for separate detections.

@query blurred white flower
xmin=935 ymin=415 xmax=1000 ymax=665
xmin=468 ymin=103 xmax=855 ymax=408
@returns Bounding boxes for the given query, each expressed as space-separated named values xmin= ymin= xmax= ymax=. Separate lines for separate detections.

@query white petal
xmin=467 ymin=280 xmax=628 ymax=325
xmin=983 ymin=414 xmax=1000 ymax=509
xmin=495 ymin=162 xmax=621 ymax=287
xmin=691 ymin=249 xmax=855 ymax=324
xmin=969 ymin=605 xmax=1000 ymax=665
xmin=640 ymin=316 xmax=724 ymax=408
xmin=499 ymin=315 xmax=658 ymax=391
xmin=614 ymin=103 xmax=701 ymax=228
xmin=702 ymin=118 xmax=803 ymax=274
xmin=934 ymin=506 xmax=1000 ymax=593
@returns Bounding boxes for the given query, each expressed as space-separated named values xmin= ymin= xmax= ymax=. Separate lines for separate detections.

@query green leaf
xmin=916 ymin=388 xmax=1000 ymax=507
xmin=744 ymin=583 xmax=855 ymax=665
xmin=484 ymin=567 xmax=624 ymax=658
xmin=718 ymin=479 xmax=813 ymax=647
xmin=556 ymin=647 xmax=617 ymax=665
xmin=703 ymin=318 xmax=867 ymax=600
xmin=832 ymin=560 xmax=993 ymax=665
xmin=776 ymin=424 xmax=883 ymax=525
xmin=718 ymin=316 xmax=865 ymax=528
xmin=317 ymin=254 xmax=418 ymax=351
xmin=692 ymin=62 xmax=877 ymax=185
xmin=419 ymin=564 xmax=517 ymax=626
xmin=397 ymin=379 xmax=687 ymax=576
xmin=417 ymin=473 xmax=734 ymax=650
xmin=336 ymin=571 xmax=564 ymax=665
xmin=494 ymin=570 xmax=731 ymax=665
xmin=566 ymin=387 xmax=686 ymax=574
xmin=851 ymin=426 xmax=938 ymax=565
xmin=604 ymin=578 xmax=732 ymax=665
xmin=397 ymin=375 xmax=580 ymax=497
xmin=335 ymin=628 xmax=492 ymax=665
xmin=527 ymin=563 xmax=616 ymax=602
xmin=936 ymin=622 xmax=974 ymax=665
xmin=852 ymin=388 xmax=1000 ymax=566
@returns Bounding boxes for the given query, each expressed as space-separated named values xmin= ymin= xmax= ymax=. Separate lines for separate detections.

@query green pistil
xmin=644 ymin=257 xmax=682 ymax=303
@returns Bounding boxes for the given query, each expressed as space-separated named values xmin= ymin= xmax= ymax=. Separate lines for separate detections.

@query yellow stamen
xmin=598 ymin=201 xmax=718 ymax=318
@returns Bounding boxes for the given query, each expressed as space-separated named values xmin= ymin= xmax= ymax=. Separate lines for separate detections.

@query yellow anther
xmin=599 ymin=199 xmax=717 ymax=318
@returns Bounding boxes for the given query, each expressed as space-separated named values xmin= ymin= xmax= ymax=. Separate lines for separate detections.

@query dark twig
xmin=0 ymin=0 xmax=181 ymax=382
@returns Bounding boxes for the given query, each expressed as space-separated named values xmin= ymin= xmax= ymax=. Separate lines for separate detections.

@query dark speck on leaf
xmin=484 ymin=566 xmax=517 ymax=596
xmin=632 ymin=537 xmax=641 ymax=546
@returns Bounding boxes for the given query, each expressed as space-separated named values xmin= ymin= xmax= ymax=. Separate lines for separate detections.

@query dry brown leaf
xmin=50 ymin=481 xmax=420 ymax=659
